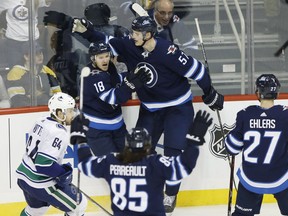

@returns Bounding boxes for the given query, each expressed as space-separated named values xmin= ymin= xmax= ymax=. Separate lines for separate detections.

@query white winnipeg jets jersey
xmin=16 ymin=116 xmax=69 ymax=188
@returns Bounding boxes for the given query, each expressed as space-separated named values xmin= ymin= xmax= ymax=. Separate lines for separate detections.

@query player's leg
xmin=18 ymin=179 xmax=50 ymax=216
xmin=163 ymin=101 xmax=194 ymax=215
xmin=112 ymin=123 xmax=127 ymax=152
xmin=44 ymin=184 xmax=87 ymax=216
xmin=86 ymin=128 xmax=117 ymax=156
xmin=136 ymin=104 xmax=163 ymax=153
xmin=18 ymin=179 xmax=87 ymax=216
xmin=274 ymin=187 xmax=288 ymax=215
xmin=232 ymin=183 xmax=263 ymax=216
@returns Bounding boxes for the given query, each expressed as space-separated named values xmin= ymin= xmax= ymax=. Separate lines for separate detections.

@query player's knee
xmin=22 ymin=206 xmax=49 ymax=216
xmin=66 ymin=195 xmax=87 ymax=216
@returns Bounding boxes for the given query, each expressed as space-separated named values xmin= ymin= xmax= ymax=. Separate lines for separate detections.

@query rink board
xmin=1 ymin=94 xmax=287 ymax=214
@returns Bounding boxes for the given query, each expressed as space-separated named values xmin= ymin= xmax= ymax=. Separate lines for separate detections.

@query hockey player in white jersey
xmin=16 ymin=92 xmax=87 ymax=216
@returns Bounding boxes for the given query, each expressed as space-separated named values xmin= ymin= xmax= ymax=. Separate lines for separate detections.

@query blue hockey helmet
xmin=126 ymin=127 xmax=151 ymax=151
xmin=89 ymin=41 xmax=111 ymax=56
xmin=255 ymin=74 xmax=281 ymax=99
xmin=131 ymin=16 xmax=157 ymax=36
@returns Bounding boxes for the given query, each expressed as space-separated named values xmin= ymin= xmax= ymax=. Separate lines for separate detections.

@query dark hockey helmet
xmin=84 ymin=3 xmax=111 ymax=25
xmin=89 ymin=41 xmax=111 ymax=56
xmin=126 ymin=127 xmax=151 ymax=151
xmin=255 ymin=74 xmax=281 ymax=99
xmin=131 ymin=16 xmax=157 ymax=36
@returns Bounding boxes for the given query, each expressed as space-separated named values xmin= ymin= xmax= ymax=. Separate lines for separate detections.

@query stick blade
xmin=131 ymin=3 xmax=149 ymax=17
xmin=81 ymin=67 xmax=90 ymax=77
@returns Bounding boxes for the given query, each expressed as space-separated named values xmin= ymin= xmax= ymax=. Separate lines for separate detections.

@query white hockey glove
xmin=72 ymin=18 xmax=90 ymax=33
xmin=186 ymin=110 xmax=213 ymax=145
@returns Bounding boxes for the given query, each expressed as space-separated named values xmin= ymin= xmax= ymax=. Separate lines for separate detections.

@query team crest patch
xmin=167 ymin=45 xmax=177 ymax=54
xmin=209 ymin=123 xmax=235 ymax=160
xmin=13 ymin=5 xmax=29 ymax=21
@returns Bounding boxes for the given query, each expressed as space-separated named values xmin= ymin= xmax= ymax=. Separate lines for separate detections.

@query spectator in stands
xmin=47 ymin=29 xmax=83 ymax=99
xmin=148 ymin=0 xmax=198 ymax=52
xmin=5 ymin=41 xmax=61 ymax=107
xmin=0 ymin=75 xmax=10 ymax=108
xmin=0 ymin=0 xmax=54 ymax=67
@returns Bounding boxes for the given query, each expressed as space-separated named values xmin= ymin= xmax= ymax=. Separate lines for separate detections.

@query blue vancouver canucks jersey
xmin=78 ymin=144 xmax=200 ymax=215
xmin=225 ymin=105 xmax=288 ymax=194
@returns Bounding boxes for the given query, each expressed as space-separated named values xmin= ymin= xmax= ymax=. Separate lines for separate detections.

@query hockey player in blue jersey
xmin=82 ymin=41 xmax=150 ymax=156
xmin=225 ymin=74 xmax=288 ymax=216
xmin=70 ymin=109 xmax=213 ymax=216
xmin=72 ymin=15 xmax=224 ymax=214
xmin=16 ymin=92 xmax=87 ymax=216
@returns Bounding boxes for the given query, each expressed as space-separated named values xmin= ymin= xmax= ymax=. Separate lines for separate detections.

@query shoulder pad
xmin=42 ymin=65 xmax=57 ymax=77
xmin=91 ymin=69 xmax=102 ymax=75
xmin=166 ymin=44 xmax=178 ymax=55
xmin=7 ymin=66 xmax=27 ymax=81
xmin=56 ymin=123 xmax=67 ymax=132
xmin=172 ymin=14 xmax=180 ymax=23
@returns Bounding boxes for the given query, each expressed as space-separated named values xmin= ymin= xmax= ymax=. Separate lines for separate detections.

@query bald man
xmin=148 ymin=0 xmax=198 ymax=54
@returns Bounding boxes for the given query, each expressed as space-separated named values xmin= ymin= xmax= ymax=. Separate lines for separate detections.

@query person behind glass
xmin=47 ymin=29 xmax=81 ymax=99
xmin=70 ymin=110 xmax=213 ymax=216
xmin=0 ymin=75 xmax=11 ymax=108
xmin=225 ymin=74 xmax=288 ymax=216
xmin=72 ymin=16 xmax=224 ymax=215
xmin=6 ymin=41 xmax=61 ymax=107
xmin=43 ymin=2 xmax=130 ymax=73
xmin=0 ymin=0 xmax=54 ymax=67
xmin=82 ymin=41 xmax=151 ymax=156
xmin=148 ymin=0 xmax=198 ymax=52
xmin=16 ymin=92 xmax=87 ymax=216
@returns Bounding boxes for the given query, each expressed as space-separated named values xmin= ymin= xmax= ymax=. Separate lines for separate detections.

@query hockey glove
xmin=43 ymin=11 xmax=72 ymax=30
xmin=55 ymin=163 xmax=73 ymax=188
xmin=202 ymin=86 xmax=224 ymax=111
xmin=186 ymin=110 xmax=213 ymax=145
xmin=123 ymin=66 xmax=151 ymax=91
xmin=70 ymin=114 xmax=90 ymax=145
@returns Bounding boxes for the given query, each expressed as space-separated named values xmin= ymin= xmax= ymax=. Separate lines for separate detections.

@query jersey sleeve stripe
xmin=184 ymin=58 xmax=198 ymax=78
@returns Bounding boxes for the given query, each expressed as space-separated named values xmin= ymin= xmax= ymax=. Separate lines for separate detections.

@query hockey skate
xmin=164 ymin=193 xmax=177 ymax=216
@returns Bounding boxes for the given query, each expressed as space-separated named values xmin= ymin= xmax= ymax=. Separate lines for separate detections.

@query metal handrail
xmin=222 ymin=0 xmax=246 ymax=94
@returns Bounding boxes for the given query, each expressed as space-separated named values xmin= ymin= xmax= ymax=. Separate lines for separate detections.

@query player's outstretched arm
xmin=186 ymin=110 xmax=213 ymax=145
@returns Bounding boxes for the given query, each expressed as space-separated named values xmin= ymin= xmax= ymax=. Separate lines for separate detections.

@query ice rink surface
xmin=49 ymin=203 xmax=281 ymax=216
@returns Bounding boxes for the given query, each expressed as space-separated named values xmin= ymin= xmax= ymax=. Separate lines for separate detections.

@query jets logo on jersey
xmin=167 ymin=45 xmax=177 ymax=55
xmin=209 ymin=123 xmax=235 ymax=159
xmin=13 ymin=5 xmax=29 ymax=21
xmin=135 ymin=62 xmax=158 ymax=88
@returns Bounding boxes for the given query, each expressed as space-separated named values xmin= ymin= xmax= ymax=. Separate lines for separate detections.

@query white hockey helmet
xmin=48 ymin=92 xmax=75 ymax=119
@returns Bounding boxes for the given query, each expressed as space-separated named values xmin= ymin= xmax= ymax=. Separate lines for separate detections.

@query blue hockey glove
xmin=55 ymin=163 xmax=73 ymax=188
xmin=202 ymin=86 xmax=224 ymax=111
xmin=70 ymin=114 xmax=90 ymax=145
xmin=123 ymin=66 xmax=151 ymax=91
xmin=186 ymin=110 xmax=213 ymax=145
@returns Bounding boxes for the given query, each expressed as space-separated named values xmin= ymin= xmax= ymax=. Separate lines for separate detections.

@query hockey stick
xmin=130 ymin=2 xmax=149 ymax=17
xmin=71 ymin=183 xmax=113 ymax=216
xmin=76 ymin=67 xmax=91 ymax=214
xmin=274 ymin=40 xmax=288 ymax=57
xmin=195 ymin=18 xmax=235 ymax=216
